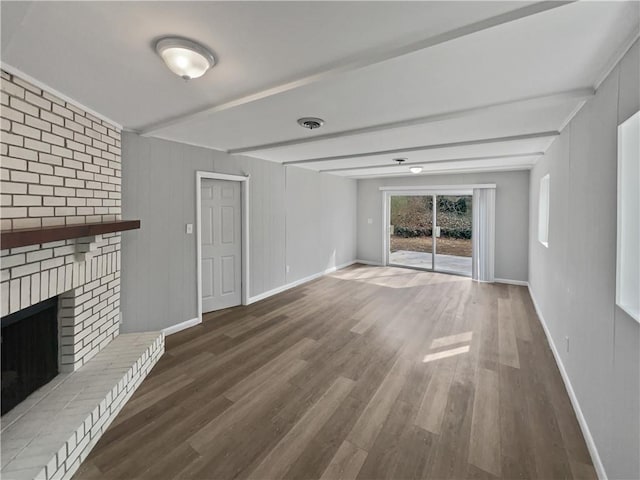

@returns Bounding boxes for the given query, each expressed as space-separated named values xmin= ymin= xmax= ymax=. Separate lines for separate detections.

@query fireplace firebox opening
xmin=1 ymin=296 xmax=59 ymax=415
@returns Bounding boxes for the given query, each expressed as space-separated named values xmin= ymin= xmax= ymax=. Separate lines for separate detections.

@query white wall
xmin=528 ymin=40 xmax=639 ymax=480
xmin=356 ymin=170 xmax=530 ymax=282
xmin=285 ymin=167 xmax=357 ymax=283
xmin=120 ymin=133 xmax=357 ymax=332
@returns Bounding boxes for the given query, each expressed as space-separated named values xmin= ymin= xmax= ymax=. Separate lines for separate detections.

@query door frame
xmin=380 ymin=184 xmax=492 ymax=272
xmin=196 ymin=171 xmax=250 ymax=322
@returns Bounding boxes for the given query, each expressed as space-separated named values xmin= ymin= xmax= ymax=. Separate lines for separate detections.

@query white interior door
xmin=201 ymin=179 xmax=242 ymax=312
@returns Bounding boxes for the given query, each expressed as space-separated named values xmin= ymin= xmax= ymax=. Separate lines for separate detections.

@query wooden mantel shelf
xmin=1 ymin=220 xmax=141 ymax=250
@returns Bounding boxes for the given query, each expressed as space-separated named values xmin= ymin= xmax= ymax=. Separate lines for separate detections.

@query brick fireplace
xmin=1 ymin=70 xmax=163 ymax=479
xmin=1 ymin=67 xmax=126 ymax=370
xmin=2 ymin=235 xmax=122 ymax=372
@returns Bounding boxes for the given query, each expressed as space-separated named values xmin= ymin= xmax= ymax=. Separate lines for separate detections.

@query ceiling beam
xmin=140 ymin=1 xmax=573 ymax=136
xmin=282 ymin=131 xmax=559 ymax=166
xmin=348 ymin=164 xmax=533 ymax=179
xmin=229 ymin=88 xmax=592 ymax=154
xmin=318 ymin=152 xmax=543 ymax=173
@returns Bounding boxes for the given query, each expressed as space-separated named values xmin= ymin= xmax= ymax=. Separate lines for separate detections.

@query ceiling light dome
xmin=409 ymin=166 xmax=423 ymax=174
xmin=155 ymin=37 xmax=215 ymax=80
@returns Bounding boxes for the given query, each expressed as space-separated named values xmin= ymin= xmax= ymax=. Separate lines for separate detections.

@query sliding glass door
xmin=434 ymin=195 xmax=472 ymax=276
xmin=389 ymin=195 xmax=434 ymax=270
xmin=388 ymin=194 xmax=472 ymax=277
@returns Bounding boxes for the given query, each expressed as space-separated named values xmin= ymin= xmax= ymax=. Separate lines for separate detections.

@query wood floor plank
xmin=346 ymin=356 xmax=410 ymax=450
xmin=498 ymin=363 xmax=538 ymax=479
xmin=424 ymin=380 xmax=475 ymax=479
xmin=342 ymin=339 xmax=401 ymax=403
xmin=510 ymin=285 xmax=533 ymax=341
xmin=319 ymin=440 xmax=368 ymax=480
xmin=89 ymin=403 xmax=194 ymax=473
xmin=355 ymin=398 xmax=414 ymax=479
xmin=415 ymin=355 xmax=457 ymax=434
xmin=466 ymin=463 xmax=500 ymax=480
xmin=185 ymin=387 xmax=307 ymax=480
xmin=78 ymin=265 xmax=596 ymax=480
xmin=72 ymin=460 xmax=105 ymax=479
xmin=91 ymin=394 xmax=232 ymax=476
xmin=283 ymin=394 xmax=365 ymax=480
xmin=468 ymin=367 xmax=502 ymax=476
xmin=349 ymin=296 xmax=392 ymax=335
xmin=224 ymin=337 xmax=317 ymax=401
xmin=497 ymin=297 xmax=520 ymax=369
xmin=390 ymin=424 xmax=438 ymax=480
xmin=533 ymin=335 xmax=594 ymax=467
xmin=247 ymin=376 xmax=355 ymax=480
xmin=110 ymin=373 xmax=194 ymax=426
xmin=519 ymin=338 xmax=574 ymax=479
xmin=138 ymin=443 xmax=201 ymax=480
xmin=570 ymin=460 xmax=599 ymax=480
xmin=478 ymin=289 xmax=500 ymax=372
xmin=188 ymin=358 xmax=307 ymax=453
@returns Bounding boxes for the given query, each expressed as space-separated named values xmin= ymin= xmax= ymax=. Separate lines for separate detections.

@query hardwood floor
xmin=75 ymin=265 xmax=596 ymax=480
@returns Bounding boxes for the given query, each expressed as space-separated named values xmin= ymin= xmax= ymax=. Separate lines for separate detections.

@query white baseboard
xmin=495 ymin=277 xmax=529 ymax=286
xmin=527 ymin=285 xmax=607 ymax=480
xmin=161 ymin=317 xmax=201 ymax=336
xmin=355 ymin=263 xmax=527 ymax=285
xmin=246 ymin=260 xmax=357 ymax=305
xmin=354 ymin=259 xmax=383 ymax=266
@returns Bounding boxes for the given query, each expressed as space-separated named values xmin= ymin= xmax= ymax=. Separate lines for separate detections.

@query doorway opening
xmin=387 ymin=192 xmax=473 ymax=277
xmin=196 ymin=172 xmax=249 ymax=321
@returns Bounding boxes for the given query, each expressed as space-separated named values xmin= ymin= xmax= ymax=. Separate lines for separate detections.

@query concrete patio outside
xmin=389 ymin=250 xmax=472 ymax=277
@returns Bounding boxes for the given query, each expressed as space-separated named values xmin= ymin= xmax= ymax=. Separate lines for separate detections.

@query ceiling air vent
xmin=297 ymin=117 xmax=325 ymax=130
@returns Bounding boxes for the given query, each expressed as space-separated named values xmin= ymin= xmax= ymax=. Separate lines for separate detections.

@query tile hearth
xmin=1 ymin=332 xmax=164 ymax=480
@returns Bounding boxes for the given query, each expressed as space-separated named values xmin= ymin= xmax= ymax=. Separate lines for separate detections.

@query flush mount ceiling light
xmin=297 ymin=117 xmax=325 ymax=130
xmin=155 ymin=37 xmax=215 ymax=80
xmin=410 ymin=166 xmax=424 ymax=174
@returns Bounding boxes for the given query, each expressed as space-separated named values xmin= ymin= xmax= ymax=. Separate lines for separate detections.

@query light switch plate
xmin=367 ymin=218 xmax=373 ymax=224
xmin=186 ymin=223 xmax=193 ymax=234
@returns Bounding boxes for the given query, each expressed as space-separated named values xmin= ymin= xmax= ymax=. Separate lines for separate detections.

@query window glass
xmin=538 ymin=174 xmax=550 ymax=247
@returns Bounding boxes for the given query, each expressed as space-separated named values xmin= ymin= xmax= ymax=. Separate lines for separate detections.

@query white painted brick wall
xmin=1 ymin=70 xmax=121 ymax=230
xmin=1 ymin=69 xmax=123 ymax=371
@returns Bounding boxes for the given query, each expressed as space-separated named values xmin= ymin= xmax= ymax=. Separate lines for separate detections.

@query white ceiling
xmin=2 ymin=1 xmax=638 ymax=178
